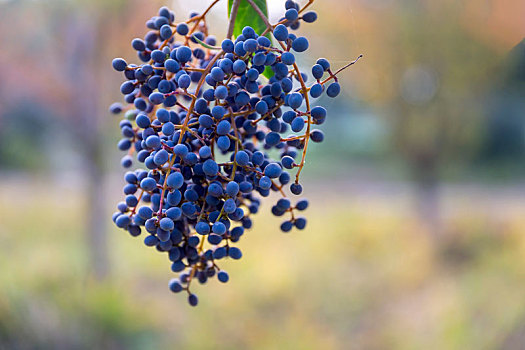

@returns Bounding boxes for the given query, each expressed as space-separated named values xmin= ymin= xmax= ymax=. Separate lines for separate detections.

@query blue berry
xmin=292 ymin=37 xmax=309 ymax=52
xmin=208 ymin=234 xmax=222 ymax=245
xmin=273 ymin=24 xmax=288 ymax=41
xmin=167 ymin=172 xmax=184 ymax=189
xmin=169 ymin=279 xmax=183 ymax=293
xmin=173 ymin=144 xmax=189 ymax=157
xmin=295 ymin=217 xmax=307 ymax=229
xmin=242 ymin=26 xmax=256 ymax=39
xmin=120 ymin=81 xmax=135 ymax=95
xmin=214 ymin=85 xmax=228 ymax=99
xmin=326 ymin=82 xmax=341 ymax=97
xmin=303 ymin=11 xmax=318 ymax=23
xmin=265 ymin=132 xmax=281 ymax=146
xmin=311 ymin=106 xmax=327 ymax=120
xmin=212 ymin=106 xmax=225 ymax=119
xmin=160 ymin=24 xmax=172 ymax=40
xmin=203 ymin=159 xmax=218 ymax=176
xmin=210 ymin=67 xmax=225 ymax=81
xmin=178 ymin=74 xmax=191 ymax=89
xmin=212 ymin=222 xmax=226 ymax=235
xmin=291 ymin=117 xmax=305 ymax=132
xmin=290 ymin=183 xmax=302 ymax=195
xmin=144 ymin=235 xmax=159 ymax=247
xmin=199 ymin=145 xmax=212 ymax=159
xmin=177 ymin=23 xmax=189 ymax=35
xmin=264 ymin=163 xmax=282 ymax=178
xmin=176 ymin=46 xmax=193 ymax=62
xmin=285 ymin=8 xmax=299 ymax=21
xmin=312 ymin=64 xmax=324 ymax=79
xmin=221 ymin=39 xmax=234 ymax=53
xmin=310 ymin=130 xmax=324 ymax=143
xmin=196 ymin=221 xmax=211 ymax=235
xmin=151 ymin=50 xmax=166 ymax=63
xmin=149 ymin=92 xmax=165 ymax=105
xmin=310 ymin=83 xmax=323 ymax=98
xmin=233 ymin=60 xmax=247 ymax=74
xmin=131 ymin=38 xmax=146 ymax=51
xmin=153 ymin=149 xmax=169 ymax=165
xmin=243 ymin=39 xmax=258 ymax=53
xmin=296 ymin=199 xmax=309 ymax=210
xmin=316 ymin=58 xmax=330 ymax=71
xmin=226 ymin=181 xmax=239 ymax=197
xmin=223 ymin=198 xmax=237 ymax=213
xmin=235 ymin=151 xmax=249 ymax=166
xmin=217 ymin=271 xmax=229 ymax=283
xmin=280 ymin=221 xmax=293 ymax=232
xmin=112 ymin=58 xmax=127 ymax=71
xmin=228 ymin=247 xmax=242 ymax=260
xmin=258 ymin=176 xmax=272 ymax=190
xmin=281 ymin=52 xmax=295 ymax=65
xmin=216 ymin=120 xmax=231 ymax=135
xmin=115 ymin=214 xmax=131 ymax=228
xmin=159 ymin=217 xmax=174 ymax=231
xmin=281 ymin=156 xmax=295 ymax=169
xmin=188 ymin=293 xmax=198 ymax=306
xmin=140 ymin=177 xmax=157 ymax=191
xmin=288 ymin=92 xmax=303 ymax=109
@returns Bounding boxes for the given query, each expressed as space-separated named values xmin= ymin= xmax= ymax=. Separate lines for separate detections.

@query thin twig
xmin=333 ymin=54 xmax=363 ymax=76
xmin=227 ymin=0 xmax=241 ymax=39
xmin=319 ymin=55 xmax=364 ymax=85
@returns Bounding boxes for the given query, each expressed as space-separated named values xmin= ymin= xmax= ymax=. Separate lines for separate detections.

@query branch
xmin=227 ymin=0 xmax=241 ymax=39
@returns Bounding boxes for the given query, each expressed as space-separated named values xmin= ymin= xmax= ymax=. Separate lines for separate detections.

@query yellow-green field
xmin=1 ymin=178 xmax=525 ymax=349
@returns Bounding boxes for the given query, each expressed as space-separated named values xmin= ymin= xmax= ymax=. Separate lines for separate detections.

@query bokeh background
xmin=1 ymin=0 xmax=525 ymax=348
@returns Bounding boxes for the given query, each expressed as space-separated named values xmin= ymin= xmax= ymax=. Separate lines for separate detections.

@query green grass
xmin=1 ymin=179 xmax=525 ymax=349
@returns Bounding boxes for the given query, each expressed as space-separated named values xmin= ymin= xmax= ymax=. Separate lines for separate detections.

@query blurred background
xmin=1 ymin=0 xmax=524 ymax=348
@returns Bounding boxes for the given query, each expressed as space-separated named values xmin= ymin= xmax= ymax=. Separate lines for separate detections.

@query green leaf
xmin=228 ymin=0 xmax=269 ymax=39
xmin=228 ymin=0 xmax=274 ymax=79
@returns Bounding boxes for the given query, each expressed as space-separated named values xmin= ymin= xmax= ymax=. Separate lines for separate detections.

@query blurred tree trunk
xmin=85 ymin=138 xmax=109 ymax=280
xmin=394 ymin=100 xmax=444 ymax=240
xmin=412 ymin=152 xmax=442 ymax=239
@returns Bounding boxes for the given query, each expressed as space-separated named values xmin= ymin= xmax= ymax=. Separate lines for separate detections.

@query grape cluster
xmin=110 ymin=0 xmax=353 ymax=306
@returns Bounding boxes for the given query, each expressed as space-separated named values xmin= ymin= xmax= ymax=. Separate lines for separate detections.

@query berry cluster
xmin=110 ymin=0 xmax=359 ymax=306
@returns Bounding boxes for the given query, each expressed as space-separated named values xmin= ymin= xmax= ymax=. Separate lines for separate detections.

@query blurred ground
xmin=2 ymin=176 xmax=525 ymax=349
